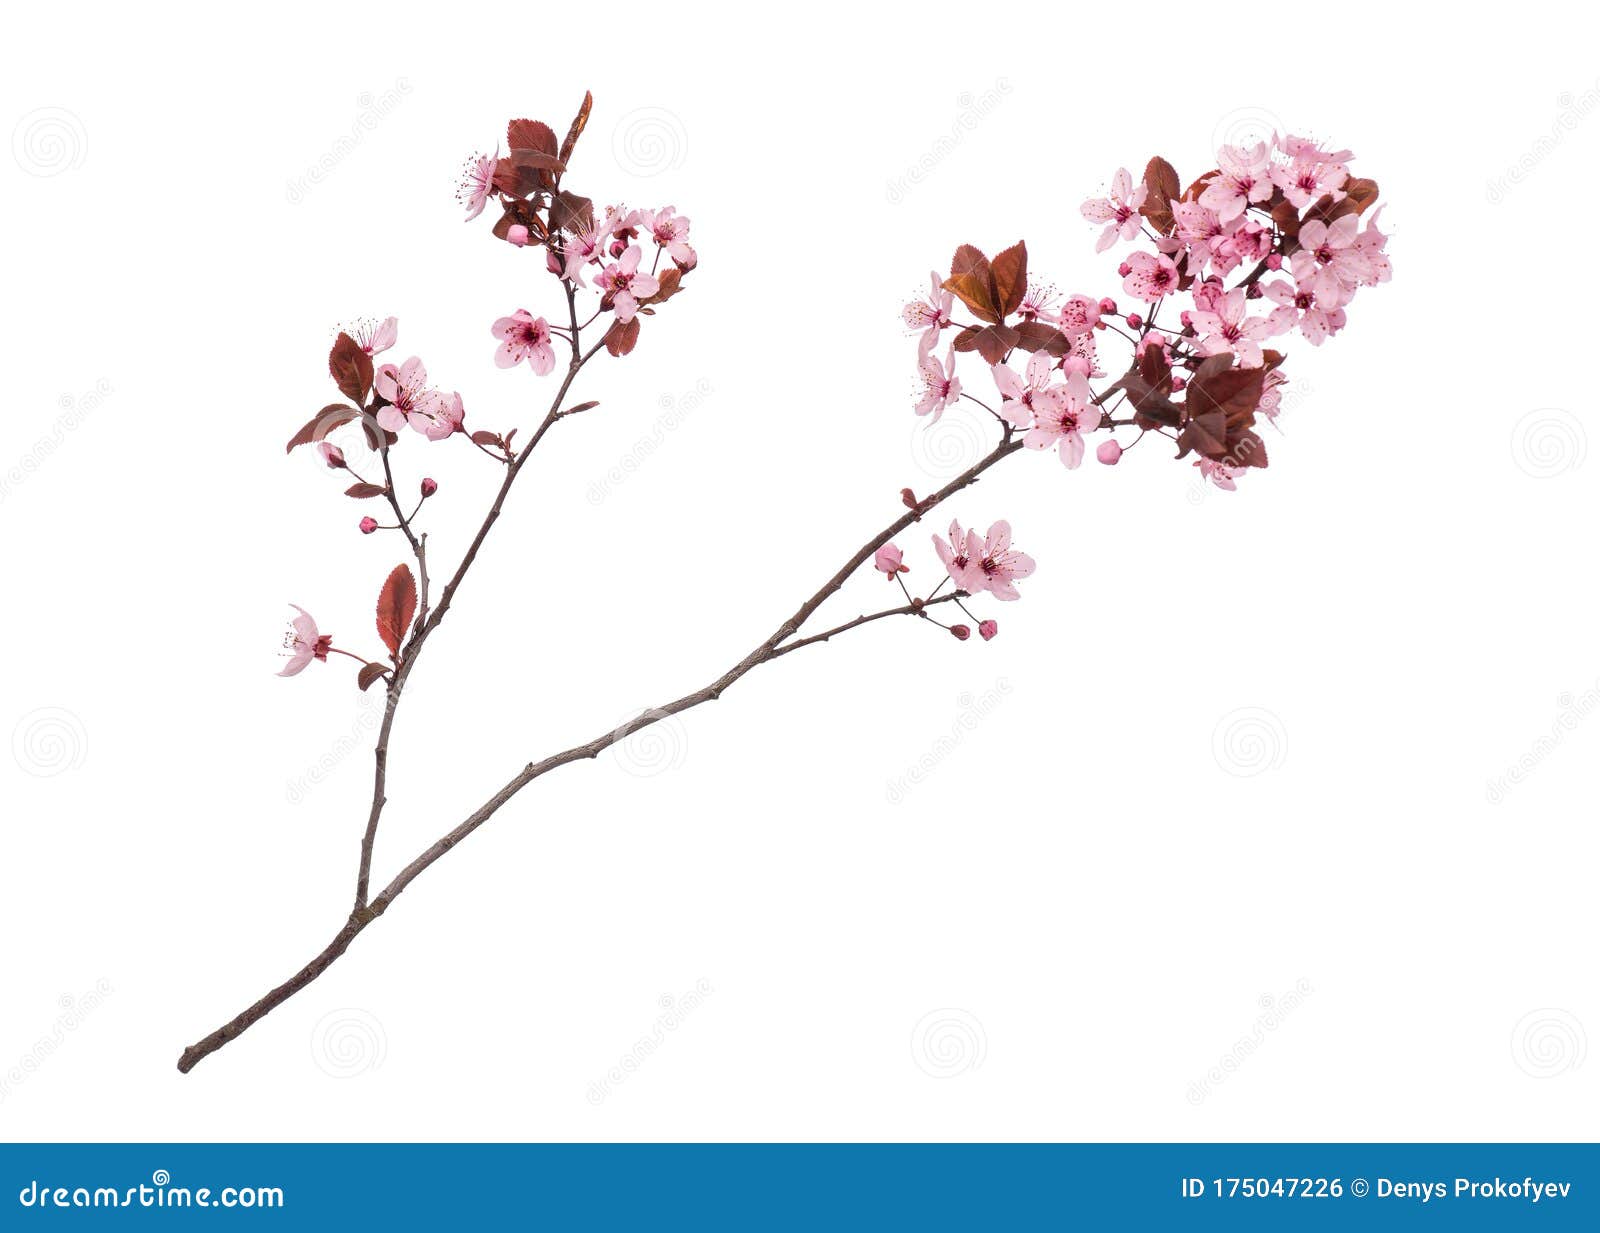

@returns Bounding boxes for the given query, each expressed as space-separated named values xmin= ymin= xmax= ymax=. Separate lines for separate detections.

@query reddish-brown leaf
xmin=375 ymin=564 xmax=418 ymax=659
xmin=1140 ymin=157 xmax=1181 ymax=235
xmin=357 ymin=663 xmax=389 ymax=692
xmin=470 ymin=430 xmax=504 ymax=449
xmin=1186 ymin=364 xmax=1265 ymax=426
xmin=286 ymin=404 xmax=360 ymax=453
xmin=345 ymin=483 xmax=387 ymax=499
xmin=559 ymin=91 xmax=594 ymax=166
xmin=942 ymin=244 xmax=999 ymax=324
xmin=604 ymin=317 xmax=640 ymax=357
xmin=329 ymin=334 xmax=373 ymax=405
xmin=989 ymin=241 xmax=1028 ymax=319
xmin=951 ymin=322 xmax=1020 ymax=365
xmin=1014 ymin=321 xmax=1069 ymax=356
xmin=1176 ymin=410 xmax=1228 ymax=460
xmin=549 ymin=189 xmax=593 ymax=235
xmin=507 ymin=118 xmax=558 ymax=157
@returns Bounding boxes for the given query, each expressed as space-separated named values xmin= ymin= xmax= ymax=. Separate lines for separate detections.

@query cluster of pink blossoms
xmin=885 ymin=129 xmax=1391 ymax=632
xmin=278 ymin=96 xmax=698 ymax=681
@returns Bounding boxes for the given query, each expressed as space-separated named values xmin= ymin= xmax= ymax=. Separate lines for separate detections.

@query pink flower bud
xmin=318 ymin=443 xmax=347 ymax=470
xmin=1245 ymin=282 xmax=1263 ymax=299
xmin=546 ymin=251 xmax=563 ymax=275
xmin=506 ymin=224 xmax=530 ymax=247
xmin=1265 ymin=253 xmax=1283 ymax=270
xmin=420 ymin=477 xmax=438 ymax=498
xmin=1126 ymin=313 xmax=1142 ymax=329
xmin=359 ymin=516 xmax=378 ymax=535
xmin=1179 ymin=310 xmax=1193 ymax=327
xmin=1096 ymin=439 xmax=1123 ymax=466
xmin=900 ymin=487 xmax=919 ymax=510
xmin=950 ymin=624 xmax=971 ymax=641
xmin=1117 ymin=261 xmax=1132 ymax=277
xmin=978 ymin=619 xmax=998 ymax=641
xmin=1098 ymin=297 xmax=1117 ymax=315
xmin=1170 ymin=376 xmax=1187 ymax=392
xmin=609 ymin=239 xmax=626 ymax=258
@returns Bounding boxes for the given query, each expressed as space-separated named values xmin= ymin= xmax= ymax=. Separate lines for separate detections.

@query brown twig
xmin=176 ymin=434 xmax=1024 ymax=1073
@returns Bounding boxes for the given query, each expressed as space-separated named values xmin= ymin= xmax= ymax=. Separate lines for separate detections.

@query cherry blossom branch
xmin=177 ymin=434 xmax=1024 ymax=1073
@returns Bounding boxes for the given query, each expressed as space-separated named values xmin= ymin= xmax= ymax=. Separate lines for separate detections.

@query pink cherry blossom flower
xmin=970 ymin=520 xmax=1036 ymax=601
xmin=492 ymin=309 xmax=556 ymax=375
xmin=1352 ymin=207 xmax=1393 ymax=287
xmin=1055 ymin=293 xmax=1103 ymax=337
xmin=1199 ymin=142 xmax=1272 ymax=222
xmin=1289 ymin=215 xmax=1370 ymax=307
xmin=347 ymin=316 xmax=399 ymax=357
xmin=991 ymin=351 xmax=1064 ymax=429
xmin=1270 ymin=148 xmax=1349 ymax=209
xmin=642 ymin=206 xmax=695 ymax=266
xmin=932 ymin=520 xmax=983 ymax=592
xmin=1188 ymin=287 xmax=1279 ymax=367
xmin=1023 ymin=368 xmax=1101 ymax=468
xmin=410 ymin=391 xmax=465 ymax=442
xmin=874 ymin=544 xmax=909 ymax=577
xmin=1195 ymin=458 xmax=1243 ymax=491
xmin=1262 ymin=276 xmax=1346 ymax=346
xmin=456 ymin=152 xmax=498 ymax=221
xmin=561 ymin=214 xmax=610 ymax=286
xmin=1173 ymin=201 xmax=1227 ymax=271
xmin=1257 ymin=369 xmax=1288 ymax=425
xmin=594 ymin=245 xmax=659 ymax=323
xmin=915 ymin=347 xmax=962 ymax=420
xmin=1018 ymin=281 xmax=1058 ymax=322
xmin=1122 ymin=251 xmax=1179 ymax=302
xmin=1080 ymin=168 xmax=1148 ymax=252
xmin=375 ymin=357 xmax=443 ymax=433
xmin=902 ymin=271 xmax=953 ymax=358
xmin=279 ymin=605 xmax=332 ymax=677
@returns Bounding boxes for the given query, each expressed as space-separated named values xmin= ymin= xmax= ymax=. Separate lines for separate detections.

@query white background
xmin=1 ymin=0 xmax=1595 ymax=1143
